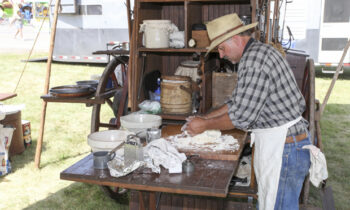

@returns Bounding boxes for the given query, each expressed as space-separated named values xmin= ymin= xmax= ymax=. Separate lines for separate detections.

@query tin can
xmin=22 ymin=120 xmax=32 ymax=148
xmin=146 ymin=128 xmax=162 ymax=143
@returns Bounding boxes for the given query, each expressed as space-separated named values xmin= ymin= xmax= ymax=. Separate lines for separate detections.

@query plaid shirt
xmin=225 ymin=39 xmax=308 ymax=136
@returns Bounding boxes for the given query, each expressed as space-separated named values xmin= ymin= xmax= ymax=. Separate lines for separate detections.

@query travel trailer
xmin=282 ymin=0 xmax=349 ymax=71
xmin=49 ymin=0 xmax=130 ymax=63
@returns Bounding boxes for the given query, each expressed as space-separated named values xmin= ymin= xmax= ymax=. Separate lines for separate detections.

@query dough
xmin=192 ymin=130 xmax=222 ymax=144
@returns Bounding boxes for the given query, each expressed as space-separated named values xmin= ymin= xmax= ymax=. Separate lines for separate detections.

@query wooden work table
xmin=61 ymin=154 xmax=238 ymax=198
xmin=60 ymin=127 xmax=253 ymax=209
xmin=0 ymin=93 xmax=17 ymax=101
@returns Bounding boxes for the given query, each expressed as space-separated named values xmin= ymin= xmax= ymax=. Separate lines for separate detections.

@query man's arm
xmin=202 ymin=104 xmax=229 ymax=119
xmin=186 ymin=111 xmax=235 ymax=136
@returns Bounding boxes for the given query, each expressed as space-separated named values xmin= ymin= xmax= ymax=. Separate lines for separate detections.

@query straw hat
xmin=205 ymin=13 xmax=258 ymax=56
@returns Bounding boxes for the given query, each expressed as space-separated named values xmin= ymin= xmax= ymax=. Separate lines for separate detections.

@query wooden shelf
xmin=0 ymin=93 xmax=17 ymax=101
xmin=131 ymin=0 xmax=253 ymax=115
xmin=228 ymin=186 xmax=257 ymax=198
xmin=139 ymin=0 xmax=249 ymax=3
xmin=160 ymin=113 xmax=191 ymax=121
xmin=138 ymin=47 xmax=208 ymax=53
xmin=92 ymin=49 xmax=129 ymax=55
xmin=41 ymin=94 xmax=105 ymax=104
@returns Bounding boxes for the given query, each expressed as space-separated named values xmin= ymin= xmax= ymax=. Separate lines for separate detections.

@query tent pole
xmin=126 ymin=0 xmax=132 ymax=40
xmin=35 ymin=0 xmax=61 ymax=169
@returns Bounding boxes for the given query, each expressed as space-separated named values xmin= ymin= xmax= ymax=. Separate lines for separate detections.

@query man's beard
xmin=223 ymin=56 xmax=237 ymax=64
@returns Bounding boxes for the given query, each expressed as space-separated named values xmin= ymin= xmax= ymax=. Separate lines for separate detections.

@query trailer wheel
xmin=91 ymin=56 xmax=129 ymax=133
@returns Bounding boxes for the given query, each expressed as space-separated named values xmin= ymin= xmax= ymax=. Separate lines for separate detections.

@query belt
xmin=285 ymin=132 xmax=308 ymax=144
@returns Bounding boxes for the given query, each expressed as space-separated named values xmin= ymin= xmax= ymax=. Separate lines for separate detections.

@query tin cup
xmin=93 ymin=151 xmax=115 ymax=169
xmin=146 ymin=128 xmax=162 ymax=143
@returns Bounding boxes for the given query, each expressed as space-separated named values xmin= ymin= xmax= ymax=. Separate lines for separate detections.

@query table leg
xmin=149 ymin=192 xmax=156 ymax=210
xmin=138 ymin=191 xmax=146 ymax=210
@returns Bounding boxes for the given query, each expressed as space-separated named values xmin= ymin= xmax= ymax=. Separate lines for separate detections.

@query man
xmin=185 ymin=13 xmax=311 ymax=210
xmin=11 ymin=10 xmax=23 ymax=39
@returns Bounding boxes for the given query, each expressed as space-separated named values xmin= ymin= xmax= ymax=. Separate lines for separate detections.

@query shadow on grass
xmin=22 ymin=182 xmax=129 ymax=210
xmin=308 ymin=104 xmax=350 ymax=209
xmin=10 ymin=140 xmax=90 ymax=171
xmin=22 ymin=58 xmax=108 ymax=68
xmin=9 ymin=140 xmax=45 ymax=171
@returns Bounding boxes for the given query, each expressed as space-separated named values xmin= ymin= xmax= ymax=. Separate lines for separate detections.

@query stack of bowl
xmin=87 ymin=130 xmax=133 ymax=155
xmin=120 ymin=113 xmax=162 ymax=138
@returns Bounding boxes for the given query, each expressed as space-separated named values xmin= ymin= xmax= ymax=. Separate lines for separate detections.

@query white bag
xmin=0 ymin=124 xmax=15 ymax=176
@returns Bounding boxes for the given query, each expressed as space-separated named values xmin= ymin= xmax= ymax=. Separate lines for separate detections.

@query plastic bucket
xmin=160 ymin=76 xmax=192 ymax=114
xmin=140 ymin=20 xmax=172 ymax=48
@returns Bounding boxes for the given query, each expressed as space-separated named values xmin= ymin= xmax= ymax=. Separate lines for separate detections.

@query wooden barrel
xmin=160 ymin=76 xmax=192 ymax=114
xmin=0 ymin=111 xmax=24 ymax=156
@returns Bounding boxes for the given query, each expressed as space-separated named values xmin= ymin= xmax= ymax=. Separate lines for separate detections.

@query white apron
xmin=250 ymin=116 xmax=302 ymax=210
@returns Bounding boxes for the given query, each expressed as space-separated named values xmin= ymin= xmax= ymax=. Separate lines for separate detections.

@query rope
xmin=269 ymin=42 xmax=286 ymax=57
xmin=13 ymin=9 xmax=50 ymax=93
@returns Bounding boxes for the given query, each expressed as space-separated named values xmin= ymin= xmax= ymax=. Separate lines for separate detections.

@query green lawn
xmin=0 ymin=53 xmax=349 ymax=209
xmin=0 ymin=53 xmax=126 ymax=209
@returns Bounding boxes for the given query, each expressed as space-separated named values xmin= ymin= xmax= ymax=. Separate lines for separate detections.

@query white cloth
xmin=0 ymin=124 xmax=15 ymax=176
xmin=250 ymin=116 xmax=302 ymax=210
xmin=144 ymin=138 xmax=186 ymax=173
xmin=302 ymin=145 xmax=328 ymax=187
xmin=0 ymin=104 xmax=25 ymax=115
xmin=0 ymin=111 xmax=5 ymax=121
xmin=169 ymin=30 xmax=185 ymax=48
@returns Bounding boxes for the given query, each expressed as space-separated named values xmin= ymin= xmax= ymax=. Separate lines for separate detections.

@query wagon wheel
xmin=100 ymin=185 xmax=129 ymax=204
xmin=91 ymin=56 xmax=129 ymax=133
xmin=91 ymin=56 xmax=130 ymax=203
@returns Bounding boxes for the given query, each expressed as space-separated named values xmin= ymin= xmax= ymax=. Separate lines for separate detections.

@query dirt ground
xmin=0 ymin=20 xmax=50 ymax=53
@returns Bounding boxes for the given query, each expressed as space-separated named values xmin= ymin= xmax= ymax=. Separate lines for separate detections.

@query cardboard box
xmin=191 ymin=30 xmax=210 ymax=48
xmin=212 ymin=72 xmax=238 ymax=108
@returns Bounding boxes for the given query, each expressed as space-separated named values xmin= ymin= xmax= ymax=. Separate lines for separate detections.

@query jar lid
xmin=180 ymin=60 xmax=200 ymax=68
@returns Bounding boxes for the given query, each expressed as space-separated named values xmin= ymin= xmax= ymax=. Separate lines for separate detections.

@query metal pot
xmin=76 ymin=80 xmax=99 ymax=89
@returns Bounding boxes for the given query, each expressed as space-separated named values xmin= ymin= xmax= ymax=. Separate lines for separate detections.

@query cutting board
xmin=162 ymin=125 xmax=247 ymax=161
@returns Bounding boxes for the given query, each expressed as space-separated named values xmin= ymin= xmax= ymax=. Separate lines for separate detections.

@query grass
xmin=308 ymin=69 xmax=350 ymax=209
xmin=0 ymin=53 xmax=127 ymax=209
xmin=0 ymin=53 xmax=349 ymax=209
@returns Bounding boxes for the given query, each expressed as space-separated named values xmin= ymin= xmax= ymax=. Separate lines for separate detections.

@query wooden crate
xmin=212 ymin=72 xmax=238 ymax=108
xmin=191 ymin=30 xmax=210 ymax=48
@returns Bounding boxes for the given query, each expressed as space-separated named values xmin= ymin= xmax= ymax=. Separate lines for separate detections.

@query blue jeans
xmin=274 ymin=136 xmax=311 ymax=210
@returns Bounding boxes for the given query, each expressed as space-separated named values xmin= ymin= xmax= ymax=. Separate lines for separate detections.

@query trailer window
xmin=323 ymin=0 xmax=350 ymax=23
xmin=79 ymin=5 xmax=102 ymax=15
xmin=321 ymin=38 xmax=348 ymax=51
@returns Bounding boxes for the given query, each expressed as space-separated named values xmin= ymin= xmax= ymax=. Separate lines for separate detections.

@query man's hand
xmin=185 ymin=117 xmax=207 ymax=136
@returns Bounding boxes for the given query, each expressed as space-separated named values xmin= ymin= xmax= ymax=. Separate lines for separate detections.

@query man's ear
xmin=233 ymin=35 xmax=244 ymax=48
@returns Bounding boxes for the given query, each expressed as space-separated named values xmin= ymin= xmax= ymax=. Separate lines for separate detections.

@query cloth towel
xmin=169 ymin=30 xmax=185 ymax=48
xmin=144 ymin=138 xmax=186 ymax=173
xmin=0 ymin=110 xmax=5 ymax=121
xmin=302 ymin=145 xmax=328 ymax=187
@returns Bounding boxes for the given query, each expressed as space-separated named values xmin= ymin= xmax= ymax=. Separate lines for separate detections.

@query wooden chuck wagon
xmin=45 ymin=0 xmax=323 ymax=209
